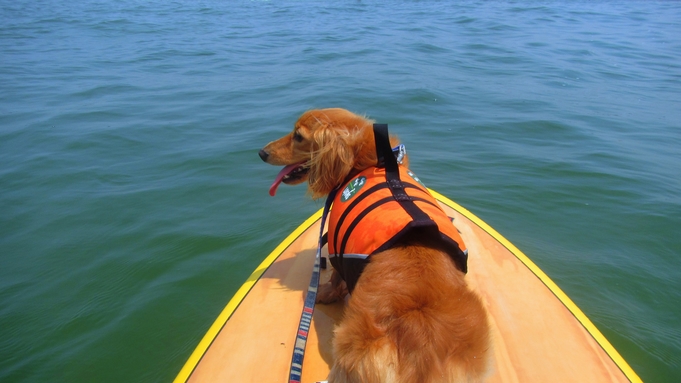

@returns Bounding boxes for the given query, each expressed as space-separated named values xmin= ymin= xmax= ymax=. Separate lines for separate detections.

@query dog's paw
xmin=316 ymin=279 xmax=349 ymax=304
xmin=316 ymin=281 xmax=342 ymax=304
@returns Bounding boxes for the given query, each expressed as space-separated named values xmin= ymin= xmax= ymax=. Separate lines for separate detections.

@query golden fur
xmin=260 ymin=108 xmax=491 ymax=383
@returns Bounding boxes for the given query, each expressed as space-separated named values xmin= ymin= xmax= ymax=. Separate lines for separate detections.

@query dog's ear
xmin=308 ymin=125 xmax=356 ymax=199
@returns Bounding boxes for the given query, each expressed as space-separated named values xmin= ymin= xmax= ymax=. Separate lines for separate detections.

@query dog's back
xmin=328 ymin=244 xmax=491 ymax=383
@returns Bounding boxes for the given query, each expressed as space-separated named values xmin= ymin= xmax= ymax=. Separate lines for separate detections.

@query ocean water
xmin=1 ymin=0 xmax=680 ymax=381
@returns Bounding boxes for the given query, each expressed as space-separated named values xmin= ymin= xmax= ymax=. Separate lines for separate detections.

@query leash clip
xmin=393 ymin=144 xmax=406 ymax=165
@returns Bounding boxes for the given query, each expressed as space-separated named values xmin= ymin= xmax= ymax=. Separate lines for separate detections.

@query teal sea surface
xmin=1 ymin=1 xmax=680 ymax=381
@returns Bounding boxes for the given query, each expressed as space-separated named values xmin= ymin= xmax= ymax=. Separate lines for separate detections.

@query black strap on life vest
xmin=373 ymin=124 xmax=440 ymax=229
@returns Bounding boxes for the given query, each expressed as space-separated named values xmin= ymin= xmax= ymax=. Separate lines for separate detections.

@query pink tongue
xmin=269 ymin=163 xmax=305 ymax=196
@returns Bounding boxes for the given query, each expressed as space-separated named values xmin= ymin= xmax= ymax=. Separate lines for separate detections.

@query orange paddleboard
xmin=173 ymin=190 xmax=642 ymax=383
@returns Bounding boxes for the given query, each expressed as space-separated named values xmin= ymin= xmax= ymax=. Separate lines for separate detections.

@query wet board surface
xmin=173 ymin=190 xmax=641 ymax=383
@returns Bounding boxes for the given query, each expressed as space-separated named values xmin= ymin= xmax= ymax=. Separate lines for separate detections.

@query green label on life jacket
xmin=341 ymin=176 xmax=366 ymax=202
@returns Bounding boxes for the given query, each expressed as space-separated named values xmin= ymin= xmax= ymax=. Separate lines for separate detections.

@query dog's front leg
xmin=316 ymin=268 xmax=348 ymax=304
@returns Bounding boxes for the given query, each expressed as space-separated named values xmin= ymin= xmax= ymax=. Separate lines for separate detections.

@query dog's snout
xmin=258 ymin=149 xmax=269 ymax=162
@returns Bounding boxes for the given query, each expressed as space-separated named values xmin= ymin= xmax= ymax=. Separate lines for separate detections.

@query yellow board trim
xmin=428 ymin=189 xmax=642 ymax=383
xmin=173 ymin=208 xmax=324 ymax=383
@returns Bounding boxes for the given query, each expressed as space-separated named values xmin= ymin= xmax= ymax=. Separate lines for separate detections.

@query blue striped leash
xmin=288 ymin=188 xmax=337 ymax=383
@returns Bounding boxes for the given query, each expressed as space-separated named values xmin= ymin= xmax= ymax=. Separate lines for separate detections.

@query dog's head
xmin=259 ymin=108 xmax=380 ymax=198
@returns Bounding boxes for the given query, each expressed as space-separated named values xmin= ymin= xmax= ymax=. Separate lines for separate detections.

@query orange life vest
xmin=327 ymin=165 xmax=468 ymax=292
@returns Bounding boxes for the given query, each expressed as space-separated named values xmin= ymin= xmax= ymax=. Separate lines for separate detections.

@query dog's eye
xmin=293 ymin=131 xmax=303 ymax=142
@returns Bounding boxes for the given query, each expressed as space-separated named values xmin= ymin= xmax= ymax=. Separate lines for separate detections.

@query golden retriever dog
xmin=259 ymin=108 xmax=490 ymax=383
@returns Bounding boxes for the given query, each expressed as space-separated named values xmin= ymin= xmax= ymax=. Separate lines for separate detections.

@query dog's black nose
xmin=258 ymin=149 xmax=269 ymax=162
